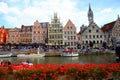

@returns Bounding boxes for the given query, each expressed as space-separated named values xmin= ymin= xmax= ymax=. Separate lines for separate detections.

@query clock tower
xmin=88 ymin=4 xmax=94 ymax=24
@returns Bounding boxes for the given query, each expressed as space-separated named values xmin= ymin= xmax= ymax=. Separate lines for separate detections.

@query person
xmin=115 ymin=42 xmax=120 ymax=62
xmin=0 ymin=59 xmax=4 ymax=66
xmin=7 ymin=60 xmax=12 ymax=66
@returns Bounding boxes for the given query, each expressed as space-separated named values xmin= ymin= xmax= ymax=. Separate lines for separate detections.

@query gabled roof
xmin=101 ymin=21 xmax=116 ymax=32
xmin=78 ymin=22 xmax=99 ymax=35
xmin=78 ymin=27 xmax=87 ymax=35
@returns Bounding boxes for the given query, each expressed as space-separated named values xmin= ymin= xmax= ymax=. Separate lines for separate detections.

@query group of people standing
xmin=0 ymin=59 xmax=11 ymax=67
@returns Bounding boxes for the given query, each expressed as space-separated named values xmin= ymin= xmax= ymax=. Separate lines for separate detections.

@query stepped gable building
xmin=63 ymin=19 xmax=77 ymax=49
xmin=6 ymin=28 xmax=20 ymax=44
xmin=20 ymin=25 xmax=32 ymax=44
xmin=32 ymin=20 xmax=49 ymax=44
xmin=79 ymin=4 xmax=105 ymax=47
xmin=48 ymin=13 xmax=63 ymax=48
xmin=102 ymin=15 xmax=120 ymax=46
xmin=0 ymin=26 xmax=7 ymax=44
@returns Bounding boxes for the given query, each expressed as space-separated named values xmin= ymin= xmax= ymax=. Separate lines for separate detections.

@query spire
xmin=89 ymin=3 xmax=91 ymax=12
xmin=54 ymin=12 xmax=57 ymax=19
xmin=88 ymin=3 xmax=94 ymax=24
xmin=118 ymin=14 xmax=119 ymax=19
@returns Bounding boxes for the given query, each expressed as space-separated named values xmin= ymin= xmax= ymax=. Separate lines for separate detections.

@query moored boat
xmin=17 ymin=53 xmax=45 ymax=58
xmin=0 ymin=53 xmax=12 ymax=58
xmin=61 ymin=50 xmax=79 ymax=57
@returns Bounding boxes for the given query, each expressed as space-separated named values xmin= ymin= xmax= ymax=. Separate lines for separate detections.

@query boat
xmin=61 ymin=49 xmax=79 ymax=57
xmin=0 ymin=53 xmax=12 ymax=58
xmin=17 ymin=53 xmax=45 ymax=58
xmin=17 ymin=47 xmax=45 ymax=58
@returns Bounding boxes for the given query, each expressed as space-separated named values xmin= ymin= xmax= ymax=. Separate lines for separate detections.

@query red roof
xmin=101 ymin=21 xmax=116 ymax=32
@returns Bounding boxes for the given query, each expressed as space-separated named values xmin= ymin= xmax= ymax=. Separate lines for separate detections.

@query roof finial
xmin=89 ymin=3 xmax=91 ymax=11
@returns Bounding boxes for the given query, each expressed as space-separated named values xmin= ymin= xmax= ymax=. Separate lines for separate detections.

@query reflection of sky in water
xmin=0 ymin=54 xmax=115 ymax=64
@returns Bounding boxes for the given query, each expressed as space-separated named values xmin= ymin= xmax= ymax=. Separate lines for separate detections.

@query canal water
xmin=0 ymin=54 xmax=116 ymax=64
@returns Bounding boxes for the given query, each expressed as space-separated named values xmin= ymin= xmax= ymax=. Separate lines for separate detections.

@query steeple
xmin=118 ymin=14 xmax=119 ymax=19
xmin=54 ymin=12 xmax=58 ymax=19
xmin=88 ymin=3 xmax=94 ymax=24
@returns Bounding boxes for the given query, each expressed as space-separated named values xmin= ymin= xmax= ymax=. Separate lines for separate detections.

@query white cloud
xmin=0 ymin=2 xmax=9 ymax=14
xmin=1 ymin=0 xmax=120 ymax=32
xmin=101 ymin=8 xmax=112 ymax=13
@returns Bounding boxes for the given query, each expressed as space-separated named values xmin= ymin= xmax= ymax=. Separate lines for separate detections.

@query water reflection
xmin=0 ymin=54 xmax=115 ymax=64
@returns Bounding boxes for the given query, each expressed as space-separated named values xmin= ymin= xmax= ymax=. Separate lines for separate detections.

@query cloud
xmin=1 ymin=0 xmax=120 ymax=32
xmin=101 ymin=8 xmax=112 ymax=13
xmin=3 ymin=0 xmax=86 ymax=31
xmin=0 ymin=2 xmax=8 ymax=14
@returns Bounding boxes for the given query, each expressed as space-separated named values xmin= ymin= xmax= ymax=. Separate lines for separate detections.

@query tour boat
xmin=17 ymin=53 xmax=45 ymax=58
xmin=0 ymin=53 xmax=12 ymax=58
xmin=17 ymin=47 xmax=45 ymax=57
xmin=61 ymin=50 xmax=79 ymax=57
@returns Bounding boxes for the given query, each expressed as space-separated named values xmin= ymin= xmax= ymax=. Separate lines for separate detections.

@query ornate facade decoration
xmin=48 ymin=13 xmax=63 ymax=46
xmin=20 ymin=25 xmax=32 ymax=44
xmin=32 ymin=20 xmax=49 ymax=44
xmin=6 ymin=28 xmax=20 ymax=44
xmin=78 ymin=4 xmax=105 ymax=47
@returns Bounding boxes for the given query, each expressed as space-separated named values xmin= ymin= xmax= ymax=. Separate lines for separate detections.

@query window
xmin=96 ymin=30 xmax=99 ymax=32
xmin=86 ymin=35 xmax=88 ymax=38
xmin=97 ymin=35 xmax=99 ymax=38
xmin=93 ymin=35 xmax=95 ymax=38
xmin=34 ymin=31 xmax=36 ymax=34
xmin=89 ymin=35 xmax=91 ymax=39
xmin=89 ymin=30 xmax=91 ymax=33
xmin=64 ymin=32 xmax=66 ymax=34
xmin=71 ymin=42 xmax=73 ymax=46
xmin=92 ymin=26 xmax=94 ymax=28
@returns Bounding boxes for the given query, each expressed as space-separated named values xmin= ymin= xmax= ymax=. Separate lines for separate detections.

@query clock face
xmin=89 ymin=17 xmax=92 ymax=19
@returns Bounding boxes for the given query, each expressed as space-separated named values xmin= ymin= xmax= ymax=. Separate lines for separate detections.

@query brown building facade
xmin=20 ymin=25 xmax=32 ymax=44
xmin=6 ymin=28 xmax=20 ymax=44
xmin=63 ymin=19 xmax=77 ymax=49
xmin=32 ymin=20 xmax=49 ymax=44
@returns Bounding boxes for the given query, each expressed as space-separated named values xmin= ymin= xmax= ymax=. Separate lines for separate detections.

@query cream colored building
xmin=48 ymin=13 xmax=63 ymax=47
xmin=78 ymin=4 xmax=105 ymax=47
xmin=111 ymin=15 xmax=120 ymax=42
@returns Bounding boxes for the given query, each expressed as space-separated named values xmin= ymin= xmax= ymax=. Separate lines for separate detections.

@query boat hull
xmin=0 ymin=53 xmax=12 ymax=58
xmin=61 ymin=53 xmax=79 ymax=57
xmin=17 ymin=54 xmax=45 ymax=58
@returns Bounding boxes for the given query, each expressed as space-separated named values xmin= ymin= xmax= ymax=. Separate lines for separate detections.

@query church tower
xmin=88 ymin=4 xmax=94 ymax=24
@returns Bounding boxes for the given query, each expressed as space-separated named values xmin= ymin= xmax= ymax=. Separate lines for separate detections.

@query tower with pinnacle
xmin=88 ymin=4 xmax=94 ymax=24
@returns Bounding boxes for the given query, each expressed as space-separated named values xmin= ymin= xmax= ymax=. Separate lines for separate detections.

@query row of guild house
xmin=0 ymin=4 xmax=120 ymax=49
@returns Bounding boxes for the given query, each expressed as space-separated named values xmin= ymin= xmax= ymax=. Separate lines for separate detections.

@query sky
xmin=0 ymin=0 xmax=120 ymax=32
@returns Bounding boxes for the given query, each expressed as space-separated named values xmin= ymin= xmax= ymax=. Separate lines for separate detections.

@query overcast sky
xmin=0 ymin=0 xmax=120 ymax=32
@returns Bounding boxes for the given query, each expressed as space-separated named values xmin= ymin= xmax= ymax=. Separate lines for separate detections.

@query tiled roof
xmin=21 ymin=25 xmax=33 ymax=32
xmin=101 ymin=21 xmax=116 ymax=32
xmin=40 ymin=22 xmax=49 ymax=28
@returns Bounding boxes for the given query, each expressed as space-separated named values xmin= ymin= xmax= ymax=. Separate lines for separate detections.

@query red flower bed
xmin=0 ymin=63 xmax=120 ymax=80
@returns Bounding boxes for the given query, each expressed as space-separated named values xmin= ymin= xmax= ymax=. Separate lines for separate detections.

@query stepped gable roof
xmin=101 ymin=21 xmax=115 ymax=32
